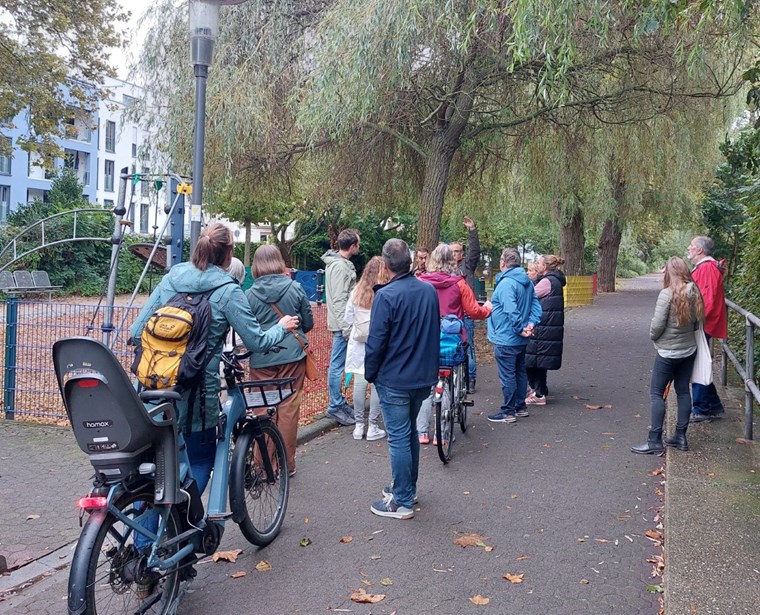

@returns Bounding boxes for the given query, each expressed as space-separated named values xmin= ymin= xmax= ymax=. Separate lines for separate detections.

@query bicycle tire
xmin=454 ymin=362 xmax=468 ymax=433
xmin=435 ymin=384 xmax=454 ymax=463
xmin=230 ymin=419 xmax=290 ymax=546
xmin=68 ymin=489 xmax=181 ymax=615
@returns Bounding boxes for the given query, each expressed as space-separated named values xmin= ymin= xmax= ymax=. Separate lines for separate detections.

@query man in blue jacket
xmin=365 ymin=238 xmax=440 ymax=519
xmin=487 ymin=248 xmax=542 ymax=424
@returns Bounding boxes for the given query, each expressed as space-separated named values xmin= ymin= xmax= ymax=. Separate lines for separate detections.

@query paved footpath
xmin=1 ymin=276 xmax=674 ymax=613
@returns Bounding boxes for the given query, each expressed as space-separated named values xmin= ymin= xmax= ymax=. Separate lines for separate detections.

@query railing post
xmin=745 ymin=316 xmax=754 ymax=440
xmin=721 ymin=341 xmax=728 ymax=387
xmin=316 ymin=269 xmax=324 ymax=306
xmin=3 ymin=297 xmax=18 ymax=419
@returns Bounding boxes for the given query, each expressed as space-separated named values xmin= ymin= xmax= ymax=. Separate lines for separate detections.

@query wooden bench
xmin=0 ymin=270 xmax=61 ymax=300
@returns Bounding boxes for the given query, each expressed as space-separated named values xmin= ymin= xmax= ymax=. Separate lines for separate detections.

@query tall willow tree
xmin=298 ymin=0 xmax=752 ymax=248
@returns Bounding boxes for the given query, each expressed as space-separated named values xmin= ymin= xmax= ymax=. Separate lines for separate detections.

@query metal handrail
xmin=720 ymin=298 xmax=760 ymax=439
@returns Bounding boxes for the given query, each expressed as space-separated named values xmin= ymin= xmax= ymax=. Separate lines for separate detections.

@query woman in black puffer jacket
xmin=525 ymin=255 xmax=566 ymax=405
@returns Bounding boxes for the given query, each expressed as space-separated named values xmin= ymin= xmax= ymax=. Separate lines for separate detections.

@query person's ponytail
xmin=191 ymin=223 xmax=233 ymax=271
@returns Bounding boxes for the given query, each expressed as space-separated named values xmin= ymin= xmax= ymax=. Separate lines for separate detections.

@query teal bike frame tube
xmin=206 ymin=388 xmax=246 ymax=517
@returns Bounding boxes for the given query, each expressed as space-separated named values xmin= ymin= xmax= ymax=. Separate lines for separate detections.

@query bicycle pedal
xmin=461 ymin=399 xmax=474 ymax=406
xmin=206 ymin=512 xmax=233 ymax=521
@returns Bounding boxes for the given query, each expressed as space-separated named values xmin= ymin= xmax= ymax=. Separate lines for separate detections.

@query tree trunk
xmin=280 ymin=240 xmax=294 ymax=268
xmin=417 ymin=132 xmax=458 ymax=249
xmin=243 ymin=220 xmax=251 ymax=266
xmin=555 ymin=203 xmax=585 ymax=275
xmin=597 ymin=218 xmax=623 ymax=292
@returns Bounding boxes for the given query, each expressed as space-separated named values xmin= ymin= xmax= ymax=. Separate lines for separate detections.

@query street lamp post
xmin=188 ymin=0 xmax=247 ymax=254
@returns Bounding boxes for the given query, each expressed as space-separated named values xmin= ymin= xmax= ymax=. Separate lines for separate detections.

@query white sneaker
xmin=366 ymin=424 xmax=387 ymax=441
xmin=353 ymin=423 xmax=365 ymax=440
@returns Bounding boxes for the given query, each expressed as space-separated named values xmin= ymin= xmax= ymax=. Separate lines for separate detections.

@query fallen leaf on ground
xmin=304 ymin=517 xmax=309 ymax=523
xmin=585 ymin=404 xmax=604 ymax=410
xmin=516 ymin=555 xmax=529 ymax=561
xmin=647 ymin=584 xmax=664 ymax=593
xmin=255 ymin=560 xmax=272 ymax=572
xmin=580 ymin=578 xmax=590 ymax=584
xmin=469 ymin=595 xmax=490 ymax=605
xmin=595 ymin=538 xmax=610 ymax=544
xmin=649 ymin=468 xmax=664 ymax=476
xmin=463 ymin=491 xmax=470 ymax=495
xmin=577 ymin=537 xmax=586 ymax=543
xmin=230 ymin=571 xmax=246 ymax=579
xmin=212 ymin=549 xmax=243 ymax=563
xmin=645 ymin=530 xmax=664 ymax=541
xmin=380 ymin=578 xmax=393 ymax=586
xmin=361 ymin=579 xmax=372 ymax=587
xmin=370 ymin=555 xmax=381 ymax=560
xmin=503 ymin=573 xmax=524 ymax=584
xmin=603 ymin=404 xmax=613 ymax=409
xmin=543 ymin=443 xmax=551 ymax=448
xmin=601 ymin=432 xmax=617 ymax=436
xmin=706 ymin=471 xmax=716 ymax=478
xmin=26 ymin=514 xmax=40 ymax=520
xmin=350 ymin=589 xmax=385 ymax=603
xmin=454 ymin=533 xmax=489 ymax=548
xmin=299 ymin=538 xmax=312 ymax=547
xmin=736 ymin=438 xmax=753 ymax=445
xmin=484 ymin=546 xmax=494 ymax=553
xmin=339 ymin=536 xmax=353 ymax=543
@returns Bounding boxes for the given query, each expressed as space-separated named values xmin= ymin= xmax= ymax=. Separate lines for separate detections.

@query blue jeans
xmin=375 ymin=384 xmax=430 ymax=508
xmin=691 ymin=335 xmax=723 ymax=415
xmin=494 ymin=344 xmax=528 ymax=415
xmin=327 ymin=331 xmax=349 ymax=411
xmin=464 ymin=317 xmax=476 ymax=380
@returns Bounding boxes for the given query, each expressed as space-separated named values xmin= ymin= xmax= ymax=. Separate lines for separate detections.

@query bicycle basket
xmin=241 ymin=377 xmax=296 ymax=413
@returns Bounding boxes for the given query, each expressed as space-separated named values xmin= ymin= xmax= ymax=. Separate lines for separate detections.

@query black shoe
xmin=706 ymin=408 xmax=725 ymax=419
xmin=630 ymin=441 xmax=664 ymax=455
xmin=689 ymin=412 xmax=712 ymax=424
xmin=467 ymin=379 xmax=476 ymax=394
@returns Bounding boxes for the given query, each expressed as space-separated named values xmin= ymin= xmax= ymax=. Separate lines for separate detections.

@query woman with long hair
xmin=344 ymin=256 xmax=389 ymax=440
xmin=416 ymin=243 xmax=491 ymax=443
xmin=632 ymin=257 xmax=705 ymax=454
xmin=130 ymin=224 xmax=299 ymax=492
xmin=525 ymin=254 xmax=566 ymax=405
xmin=246 ymin=244 xmax=314 ymax=476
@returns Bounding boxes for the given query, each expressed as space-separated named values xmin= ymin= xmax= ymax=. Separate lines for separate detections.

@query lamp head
xmin=189 ymin=0 xmax=248 ymax=66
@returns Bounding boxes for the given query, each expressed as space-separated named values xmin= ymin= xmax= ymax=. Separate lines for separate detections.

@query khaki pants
xmin=249 ymin=358 xmax=306 ymax=473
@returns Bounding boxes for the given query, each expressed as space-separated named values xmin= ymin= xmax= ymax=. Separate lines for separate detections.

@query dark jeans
xmin=650 ymin=352 xmax=696 ymax=435
xmin=464 ymin=317 xmax=476 ymax=380
xmin=526 ymin=367 xmax=548 ymax=397
xmin=494 ymin=344 xmax=528 ymax=415
xmin=691 ymin=334 xmax=724 ymax=415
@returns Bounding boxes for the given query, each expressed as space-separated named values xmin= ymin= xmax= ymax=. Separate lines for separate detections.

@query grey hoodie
xmin=321 ymin=249 xmax=357 ymax=335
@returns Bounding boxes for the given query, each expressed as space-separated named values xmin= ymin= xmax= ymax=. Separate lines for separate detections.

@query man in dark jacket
xmin=365 ymin=238 xmax=440 ymax=519
xmin=451 ymin=216 xmax=481 ymax=392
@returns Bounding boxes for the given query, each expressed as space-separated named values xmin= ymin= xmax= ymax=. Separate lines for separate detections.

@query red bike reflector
xmin=435 ymin=386 xmax=443 ymax=395
xmin=77 ymin=379 xmax=100 ymax=388
xmin=438 ymin=369 xmax=451 ymax=377
xmin=77 ymin=496 xmax=107 ymax=509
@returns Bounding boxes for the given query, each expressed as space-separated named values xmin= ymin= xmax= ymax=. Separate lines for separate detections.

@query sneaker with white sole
xmin=487 ymin=410 xmax=517 ymax=423
xmin=525 ymin=392 xmax=546 ymax=405
xmin=353 ymin=423 xmax=365 ymax=440
xmin=382 ymin=485 xmax=418 ymax=504
xmin=370 ymin=496 xmax=414 ymax=519
xmin=366 ymin=424 xmax=386 ymax=441
xmin=515 ymin=407 xmax=530 ymax=417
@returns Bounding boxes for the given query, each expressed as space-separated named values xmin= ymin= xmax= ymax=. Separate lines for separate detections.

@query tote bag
xmin=691 ymin=323 xmax=713 ymax=386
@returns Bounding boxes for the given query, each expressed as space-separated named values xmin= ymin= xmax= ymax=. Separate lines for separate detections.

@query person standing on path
xmin=365 ymin=239 xmax=440 ymax=519
xmin=322 ymin=228 xmax=361 ymax=426
xmin=687 ymin=236 xmax=727 ymax=423
xmin=246 ymin=245 xmax=314 ymax=477
xmin=632 ymin=257 xmax=705 ymax=454
xmin=486 ymin=248 xmax=542 ymax=424
xmin=344 ymin=256 xmax=388 ymax=441
xmin=525 ymin=255 xmax=566 ymax=405
xmin=451 ymin=216 xmax=481 ymax=393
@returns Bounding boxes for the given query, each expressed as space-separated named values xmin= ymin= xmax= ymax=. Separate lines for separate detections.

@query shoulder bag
xmin=270 ymin=302 xmax=319 ymax=380
xmin=691 ymin=323 xmax=713 ymax=386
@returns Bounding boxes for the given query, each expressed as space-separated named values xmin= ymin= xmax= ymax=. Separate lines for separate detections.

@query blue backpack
xmin=439 ymin=314 xmax=465 ymax=366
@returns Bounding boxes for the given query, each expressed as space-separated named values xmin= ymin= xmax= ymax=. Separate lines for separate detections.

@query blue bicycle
xmin=53 ymin=336 xmax=293 ymax=614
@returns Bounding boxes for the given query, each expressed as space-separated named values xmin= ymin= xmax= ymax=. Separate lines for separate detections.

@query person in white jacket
xmin=345 ymin=256 xmax=388 ymax=440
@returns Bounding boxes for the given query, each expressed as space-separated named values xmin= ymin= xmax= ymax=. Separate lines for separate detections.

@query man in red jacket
xmin=687 ymin=236 xmax=727 ymax=422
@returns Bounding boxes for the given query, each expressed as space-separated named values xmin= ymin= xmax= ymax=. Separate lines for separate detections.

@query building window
xmin=0 ymin=185 xmax=10 ymax=224
xmin=123 ymin=94 xmax=138 ymax=107
xmin=104 ymin=199 xmax=114 ymax=208
xmin=105 ymin=120 xmax=116 ymax=153
xmin=0 ymin=136 xmax=11 ymax=175
xmin=141 ymin=166 xmax=150 ymax=195
xmin=259 ymin=233 xmax=268 ymax=242
xmin=65 ymin=108 xmax=93 ymax=142
xmin=104 ymin=160 xmax=115 ymax=192
xmin=140 ymin=202 xmax=149 ymax=234
xmin=64 ymin=149 xmax=91 ymax=186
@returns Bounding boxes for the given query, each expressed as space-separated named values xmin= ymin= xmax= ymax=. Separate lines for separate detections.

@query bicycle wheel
xmin=455 ymin=362 xmax=468 ymax=433
xmin=68 ymin=489 xmax=181 ymax=615
xmin=230 ymin=420 xmax=290 ymax=546
xmin=435 ymin=383 xmax=454 ymax=464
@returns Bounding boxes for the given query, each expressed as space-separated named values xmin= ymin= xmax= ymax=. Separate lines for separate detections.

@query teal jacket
xmin=246 ymin=275 xmax=314 ymax=369
xmin=130 ymin=262 xmax=286 ymax=433
xmin=487 ymin=266 xmax=542 ymax=347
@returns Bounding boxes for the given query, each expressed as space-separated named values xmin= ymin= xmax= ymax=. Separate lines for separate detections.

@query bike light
xmin=77 ymin=379 xmax=100 ymax=388
xmin=435 ymin=386 xmax=443 ymax=395
xmin=77 ymin=496 xmax=107 ymax=509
